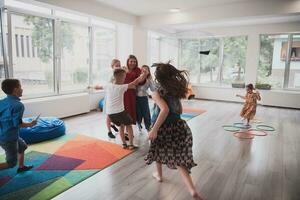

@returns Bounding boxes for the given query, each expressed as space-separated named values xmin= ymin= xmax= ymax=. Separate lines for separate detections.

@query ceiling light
xmin=170 ymin=8 xmax=180 ymax=13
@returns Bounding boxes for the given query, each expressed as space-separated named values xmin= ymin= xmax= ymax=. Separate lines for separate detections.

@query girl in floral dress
xmin=145 ymin=62 xmax=202 ymax=200
xmin=236 ymin=83 xmax=261 ymax=126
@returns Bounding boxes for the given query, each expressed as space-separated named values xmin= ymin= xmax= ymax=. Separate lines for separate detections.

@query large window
xmin=257 ymin=34 xmax=300 ymax=90
xmin=198 ymin=38 xmax=220 ymax=85
xmin=222 ymin=37 xmax=247 ymax=85
xmin=180 ymin=36 xmax=247 ymax=86
xmin=92 ymin=27 xmax=116 ymax=85
xmin=0 ymin=1 xmax=129 ymax=98
xmin=180 ymin=39 xmax=200 ymax=83
xmin=11 ymin=14 xmax=55 ymax=97
xmin=288 ymin=34 xmax=300 ymax=89
xmin=60 ymin=22 xmax=89 ymax=93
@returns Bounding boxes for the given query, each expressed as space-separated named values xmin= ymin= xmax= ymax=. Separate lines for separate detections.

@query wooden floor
xmin=49 ymin=99 xmax=300 ymax=200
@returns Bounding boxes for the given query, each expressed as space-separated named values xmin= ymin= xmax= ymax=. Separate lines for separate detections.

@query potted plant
xmin=255 ymin=82 xmax=271 ymax=90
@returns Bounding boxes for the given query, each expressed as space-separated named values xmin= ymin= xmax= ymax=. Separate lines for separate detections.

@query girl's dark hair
xmin=246 ymin=83 xmax=254 ymax=90
xmin=1 ymin=79 xmax=20 ymax=95
xmin=126 ymin=54 xmax=138 ymax=69
xmin=153 ymin=62 xmax=189 ymax=99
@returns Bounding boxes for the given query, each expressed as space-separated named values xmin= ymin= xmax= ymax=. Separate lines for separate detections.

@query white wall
xmin=133 ymin=26 xmax=148 ymax=65
xmin=116 ymin=22 xmax=134 ymax=65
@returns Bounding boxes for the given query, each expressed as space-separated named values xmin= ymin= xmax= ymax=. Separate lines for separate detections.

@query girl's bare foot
xmin=152 ymin=172 xmax=162 ymax=182
xmin=191 ymin=191 xmax=204 ymax=200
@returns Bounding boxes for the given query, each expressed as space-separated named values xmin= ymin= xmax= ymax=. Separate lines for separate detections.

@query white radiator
xmin=23 ymin=93 xmax=91 ymax=118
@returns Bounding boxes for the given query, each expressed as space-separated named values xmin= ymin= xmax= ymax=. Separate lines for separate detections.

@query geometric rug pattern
xmin=0 ymin=135 xmax=134 ymax=200
xmin=181 ymin=107 xmax=206 ymax=121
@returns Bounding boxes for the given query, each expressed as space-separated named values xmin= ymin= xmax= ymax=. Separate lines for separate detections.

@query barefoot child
xmin=0 ymin=79 xmax=37 ymax=173
xmin=236 ymin=83 xmax=261 ymax=126
xmin=104 ymin=68 xmax=146 ymax=149
xmin=145 ymin=63 xmax=202 ymax=199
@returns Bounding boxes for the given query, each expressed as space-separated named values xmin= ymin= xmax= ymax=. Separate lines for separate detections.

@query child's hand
xmin=148 ymin=129 xmax=158 ymax=140
xmin=31 ymin=120 xmax=37 ymax=127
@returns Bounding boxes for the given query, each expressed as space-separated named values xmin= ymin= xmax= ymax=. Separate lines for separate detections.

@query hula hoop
xmin=256 ymin=124 xmax=275 ymax=131
xmin=233 ymin=122 xmax=251 ymax=129
xmin=223 ymin=125 xmax=240 ymax=132
xmin=252 ymin=120 xmax=263 ymax=124
xmin=233 ymin=132 xmax=255 ymax=139
xmin=247 ymin=130 xmax=267 ymax=136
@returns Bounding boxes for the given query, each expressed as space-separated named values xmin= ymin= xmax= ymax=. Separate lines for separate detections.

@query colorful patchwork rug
xmin=181 ymin=107 xmax=206 ymax=121
xmin=0 ymin=135 xmax=134 ymax=200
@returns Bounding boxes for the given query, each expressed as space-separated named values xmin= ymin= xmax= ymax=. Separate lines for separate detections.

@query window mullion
xmin=54 ymin=18 xmax=61 ymax=94
xmin=0 ymin=8 xmax=9 ymax=78
xmin=198 ymin=39 xmax=201 ymax=84
xmin=218 ymin=38 xmax=224 ymax=85
xmin=88 ymin=26 xmax=93 ymax=86
xmin=6 ymin=10 xmax=13 ymax=77
xmin=283 ymin=34 xmax=292 ymax=88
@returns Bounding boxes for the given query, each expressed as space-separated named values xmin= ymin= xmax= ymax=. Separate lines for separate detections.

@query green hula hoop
xmin=256 ymin=124 xmax=275 ymax=131
xmin=233 ymin=122 xmax=251 ymax=129
xmin=223 ymin=125 xmax=240 ymax=132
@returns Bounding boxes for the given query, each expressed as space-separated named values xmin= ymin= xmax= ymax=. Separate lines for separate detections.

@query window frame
xmin=0 ymin=1 xmax=121 ymax=99
xmin=257 ymin=32 xmax=300 ymax=91
xmin=179 ymin=35 xmax=248 ymax=87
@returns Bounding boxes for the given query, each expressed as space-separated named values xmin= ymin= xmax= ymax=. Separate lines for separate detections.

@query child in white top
xmin=92 ymin=59 xmax=121 ymax=139
xmin=104 ymin=68 xmax=146 ymax=149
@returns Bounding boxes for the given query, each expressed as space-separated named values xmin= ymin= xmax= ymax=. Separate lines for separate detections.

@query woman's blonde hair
xmin=111 ymin=59 xmax=120 ymax=68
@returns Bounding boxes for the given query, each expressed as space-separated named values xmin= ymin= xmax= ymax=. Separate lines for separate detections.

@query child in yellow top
xmin=236 ymin=83 xmax=261 ymax=126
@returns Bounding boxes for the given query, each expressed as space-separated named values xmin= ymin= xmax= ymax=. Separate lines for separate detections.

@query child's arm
xmin=128 ymin=72 xmax=147 ymax=89
xmin=19 ymin=120 xmax=37 ymax=128
xmin=236 ymin=94 xmax=246 ymax=99
xmin=148 ymin=91 xmax=169 ymax=140
xmin=256 ymin=90 xmax=261 ymax=101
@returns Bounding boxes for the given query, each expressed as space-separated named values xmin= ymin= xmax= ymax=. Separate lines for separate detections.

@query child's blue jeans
xmin=136 ymin=96 xmax=151 ymax=130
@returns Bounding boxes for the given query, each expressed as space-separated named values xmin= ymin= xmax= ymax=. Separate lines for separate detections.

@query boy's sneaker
xmin=111 ymin=124 xmax=118 ymax=132
xmin=128 ymin=144 xmax=138 ymax=150
xmin=137 ymin=124 xmax=142 ymax=133
xmin=17 ymin=165 xmax=33 ymax=173
xmin=108 ymin=131 xmax=116 ymax=139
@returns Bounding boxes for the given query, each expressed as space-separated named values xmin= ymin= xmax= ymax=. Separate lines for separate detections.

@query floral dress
xmin=145 ymin=95 xmax=197 ymax=173
xmin=240 ymin=92 xmax=260 ymax=120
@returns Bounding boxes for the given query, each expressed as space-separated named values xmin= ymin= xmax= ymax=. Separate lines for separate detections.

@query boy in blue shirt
xmin=0 ymin=79 xmax=37 ymax=173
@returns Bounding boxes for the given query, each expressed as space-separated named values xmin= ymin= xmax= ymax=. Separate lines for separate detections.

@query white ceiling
xmin=94 ymin=0 xmax=270 ymax=16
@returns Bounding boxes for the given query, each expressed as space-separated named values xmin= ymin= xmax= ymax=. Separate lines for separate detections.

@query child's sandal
xmin=128 ymin=144 xmax=138 ymax=150
xmin=122 ymin=143 xmax=128 ymax=149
